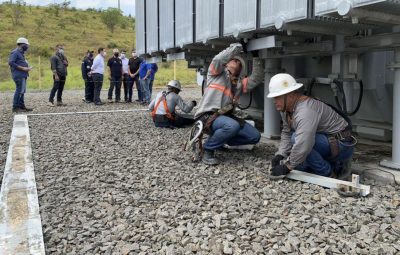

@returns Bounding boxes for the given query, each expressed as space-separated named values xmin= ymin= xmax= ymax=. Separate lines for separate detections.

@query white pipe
xmin=392 ymin=49 xmax=400 ymax=163
xmin=263 ymin=59 xmax=281 ymax=139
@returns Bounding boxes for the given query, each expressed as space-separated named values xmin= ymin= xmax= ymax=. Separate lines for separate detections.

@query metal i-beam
xmin=286 ymin=170 xmax=371 ymax=197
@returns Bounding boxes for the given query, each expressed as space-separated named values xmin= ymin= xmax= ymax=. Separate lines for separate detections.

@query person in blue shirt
xmin=148 ymin=63 xmax=158 ymax=97
xmin=138 ymin=60 xmax=151 ymax=104
xmin=8 ymin=37 xmax=33 ymax=112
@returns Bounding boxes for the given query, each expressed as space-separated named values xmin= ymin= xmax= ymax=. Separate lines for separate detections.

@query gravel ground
xmin=1 ymin=89 xmax=400 ymax=254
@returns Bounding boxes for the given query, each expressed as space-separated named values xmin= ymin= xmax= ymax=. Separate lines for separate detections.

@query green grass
xmin=0 ymin=3 xmax=196 ymax=91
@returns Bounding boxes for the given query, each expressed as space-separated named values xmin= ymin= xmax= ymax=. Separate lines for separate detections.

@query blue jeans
xmin=13 ymin=77 xmax=26 ymax=108
xmin=140 ymin=79 xmax=150 ymax=103
xmin=204 ymin=115 xmax=261 ymax=151
xmin=149 ymin=80 xmax=154 ymax=97
xmin=292 ymin=133 xmax=354 ymax=176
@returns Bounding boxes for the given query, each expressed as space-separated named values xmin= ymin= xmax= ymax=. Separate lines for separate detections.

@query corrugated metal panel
xmin=315 ymin=0 xmax=386 ymax=15
xmin=224 ymin=0 xmax=257 ymax=36
xmin=135 ymin=0 xmax=146 ymax=55
xmin=260 ymin=0 xmax=309 ymax=28
xmin=175 ymin=0 xmax=194 ymax=48
xmin=159 ymin=0 xmax=174 ymax=51
xmin=146 ymin=0 xmax=159 ymax=54
xmin=196 ymin=0 xmax=220 ymax=43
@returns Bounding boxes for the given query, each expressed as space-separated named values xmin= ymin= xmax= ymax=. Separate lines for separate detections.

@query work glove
xmin=192 ymin=100 xmax=197 ymax=107
xmin=271 ymin=154 xmax=284 ymax=168
xmin=270 ymin=164 xmax=291 ymax=177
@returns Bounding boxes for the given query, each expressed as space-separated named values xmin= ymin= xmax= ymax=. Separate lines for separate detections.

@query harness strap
xmin=151 ymin=92 xmax=175 ymax=121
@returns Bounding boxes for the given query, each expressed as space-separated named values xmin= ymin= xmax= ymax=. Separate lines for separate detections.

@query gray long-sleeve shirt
xmin=149 ymin=91 xmax=194 ymax=115
xmin=278 ymin=97 xmax=348 ymax=168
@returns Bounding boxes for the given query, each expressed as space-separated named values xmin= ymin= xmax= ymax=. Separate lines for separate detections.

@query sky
xmin=0 ymin=0 xmax=136 ymax=16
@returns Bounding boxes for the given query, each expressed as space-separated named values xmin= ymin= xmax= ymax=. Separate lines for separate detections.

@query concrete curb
xmin=0 ymin=115 xmax=45 ymax=254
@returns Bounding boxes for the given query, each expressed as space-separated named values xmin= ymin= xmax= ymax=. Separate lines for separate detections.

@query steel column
xmin=380 ymin=48 xmax=400 ymax=170
xmin=262 ymin=58 xmax=281 ymax=139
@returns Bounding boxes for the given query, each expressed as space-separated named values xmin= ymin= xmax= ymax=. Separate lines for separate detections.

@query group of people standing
xmin=7 ymin=37 xmax=159 ymax=110
xmin=81 ymin=48 xmax=158 ymax=105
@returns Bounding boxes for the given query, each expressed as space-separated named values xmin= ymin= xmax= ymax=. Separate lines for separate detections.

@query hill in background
xmin=0 ymin=2 xmax=196 ymax=91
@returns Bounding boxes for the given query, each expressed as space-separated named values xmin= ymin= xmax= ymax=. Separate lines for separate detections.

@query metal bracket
xmin=286 ymin=170 xmax=371 ymax=197
xmin=387 ymin=63 xmax=400 ymax=70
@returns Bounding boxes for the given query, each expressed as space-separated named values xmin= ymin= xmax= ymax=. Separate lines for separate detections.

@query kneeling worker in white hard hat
xmin=194 ymin=43 xmax=264 ymax=165
xmin=149 ymin=80 xmax=197 ymax=128
xmin=268 ymin=73 xmax=355 ymax=179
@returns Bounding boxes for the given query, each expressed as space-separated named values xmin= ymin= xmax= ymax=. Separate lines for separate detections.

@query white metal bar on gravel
xmin=26 ymin=108 xmax=149 ymax=116
xmin=286 ymin=170 xmax=371 ymax=197
xmin=0 ymin=115 xmax=45 ymax=255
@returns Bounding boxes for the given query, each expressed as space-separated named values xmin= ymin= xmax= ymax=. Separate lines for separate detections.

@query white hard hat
xmin=167 ymin=80 xmax=182 ymax=91
xmin=267 ymin=73 xmax=303 ymax=98
xmin=16 ymin=37 xmax=29 ymax=45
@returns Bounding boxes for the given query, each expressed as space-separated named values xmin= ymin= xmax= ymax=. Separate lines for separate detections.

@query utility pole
xmin=118 ymin=0 xmax=120 ymax=11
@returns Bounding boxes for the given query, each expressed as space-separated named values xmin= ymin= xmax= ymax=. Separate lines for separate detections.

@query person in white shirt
xmin=91 ymin=48 xmax=107 ymax=105
xmin=120 ymin=50 xmax=130 ymax=103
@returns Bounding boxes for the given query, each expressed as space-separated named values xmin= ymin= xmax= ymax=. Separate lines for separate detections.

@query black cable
xmin=346 ymin=80 xmax=363 ymax=116
xmin=237 ymin=92 xmax=253 ymax=110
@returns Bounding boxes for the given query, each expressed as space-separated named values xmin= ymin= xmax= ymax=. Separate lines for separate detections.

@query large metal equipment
xmin=135 ymin=0 xmax=400 ymax=170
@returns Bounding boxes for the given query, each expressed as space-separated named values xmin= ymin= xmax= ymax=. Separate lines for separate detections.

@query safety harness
xmin=151 ymin=91 xmax=175 ymax=121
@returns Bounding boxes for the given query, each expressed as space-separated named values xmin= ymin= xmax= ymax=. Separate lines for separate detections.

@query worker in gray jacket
xmin=267 ymin=73 xmax=355 ymax=179
xmin=48 ymin=44 xmax=68 ymax=106
xmin=194 ymin=43 xmax=264 ymax=165
xmin=149 ymin=80 xmax=196 ymax=128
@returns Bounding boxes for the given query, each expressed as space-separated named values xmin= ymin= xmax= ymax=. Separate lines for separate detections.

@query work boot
xmin=336 ymin=158 xmax=352 ymax=181
xmin=20 ymin=106 xmax=33 ymax=112
xmin=202 ymin=149 xmax=220 ymax=165
xmin=56 ymin=101 xmax=66 ymax=106
xmin=47 ymin=101 xmax=55 ymax=107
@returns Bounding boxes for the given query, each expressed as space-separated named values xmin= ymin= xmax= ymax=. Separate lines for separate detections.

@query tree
xmin=101 ymin=8 xmax=122 ymax=33
xmin=6 ymin=0 xmax=26 ymax=26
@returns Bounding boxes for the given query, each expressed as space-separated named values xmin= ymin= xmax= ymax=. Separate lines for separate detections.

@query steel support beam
xmin=246 ymin=36 xmax=281 ymax=51
xmin=286 ymin=171 xmax=371 ymax=197
xmin=262 ymin=58 xmax=281 ymax=139
xmin=380 ymin=48 xmax=400 ymax=170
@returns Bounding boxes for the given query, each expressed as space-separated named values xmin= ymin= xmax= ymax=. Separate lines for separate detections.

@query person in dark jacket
xmin=81 ymin=50 xmax=94 ymax=103
xmin=128 ymin=50 xmax=143 ymax=102
xmin=8 ymin=37 xmax=33 ymax=112
xmin=48 ymin=44 xmax=69 ymax=106
xmin=107 ymin=48 xmax=123 ymax=103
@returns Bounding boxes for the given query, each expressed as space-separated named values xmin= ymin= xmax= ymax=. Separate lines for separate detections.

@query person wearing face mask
xmin=194 ymin=43 xmax=264 ymax=165
xmin=81 ymin=50 xmax=95 ymax=103
xmin=91 ymin=48 xmax=107 ymax=105
xmin=120 ymin=50 xmax=130 ymax=103
xmin=48 ymin=44 xmax=69 ymax=106
xmin=8 ymin=37 xmax=33 ymax=112
xmin=107 ymin=48 xmax=123 ymax=103
xmin=128 ymin=50 xmax=143 ymax=103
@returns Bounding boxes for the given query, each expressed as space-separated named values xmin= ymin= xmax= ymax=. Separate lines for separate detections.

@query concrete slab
xmin=0 ymin=115 xmax=45 ymax=255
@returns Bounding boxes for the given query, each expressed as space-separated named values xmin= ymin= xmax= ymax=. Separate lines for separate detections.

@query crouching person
xmin=267 ymin=73 xmax=355 ymax=179
xmin=194 ymin=43 xmax=264 ymax=165
xmin=149 ymin=80 xmax=196 ymax=128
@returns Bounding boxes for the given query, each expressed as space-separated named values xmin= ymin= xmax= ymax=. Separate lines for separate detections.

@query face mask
xmin=22 ymin=45 xmax=29 ymax=52
xmin=121 ymin=54 xmax=125 ymax=59
xmin=89 ymin=53 xmax=94 ymax=58
xmin=114 ymin=53 xmax=119 ymax=57
xmin=58 ymin=48 xmax=64 ymax=55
